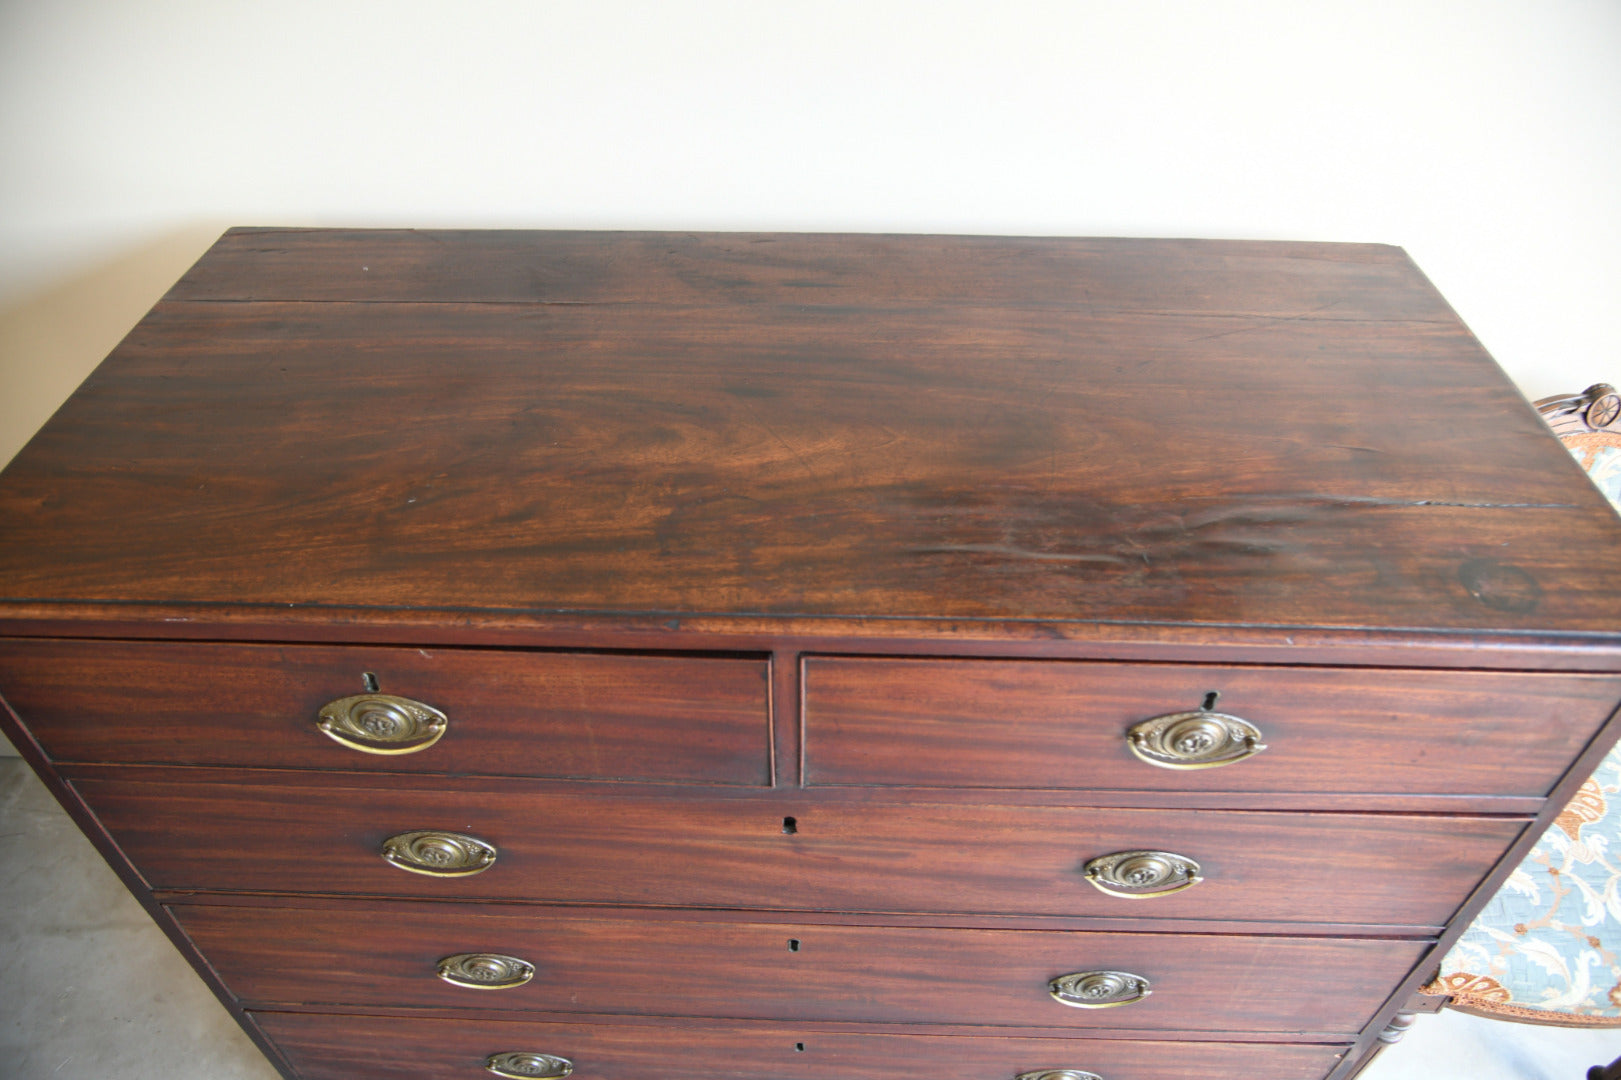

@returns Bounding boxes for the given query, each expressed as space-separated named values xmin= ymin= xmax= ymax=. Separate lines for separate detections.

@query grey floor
xmin=0 ymin=756 xmax=1617 ymax=1079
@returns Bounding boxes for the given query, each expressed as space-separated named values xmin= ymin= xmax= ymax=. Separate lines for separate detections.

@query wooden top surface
xmin=2 ymin=228 xmax=1618 ymax=641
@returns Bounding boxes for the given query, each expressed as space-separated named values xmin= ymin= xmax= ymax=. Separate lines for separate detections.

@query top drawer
xmin=0 ymin=640 xmax=771 ymax=785
xmin=803 ymin=657 xmax=1621 ymax=797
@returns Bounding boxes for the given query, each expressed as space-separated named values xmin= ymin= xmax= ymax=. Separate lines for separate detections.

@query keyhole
xmin=788 ymin=939 xmax=800 ymax=952
xmin=1202 ymin=691 xmax=1219 ymax=711
xmin=363 ymin=672 xmax=380 ymax=693
xmin=782 ymin=816 xmax=797 ymax=834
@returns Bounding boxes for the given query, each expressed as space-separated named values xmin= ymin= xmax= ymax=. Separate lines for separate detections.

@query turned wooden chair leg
xmin=1338 ymin=1012 xmax=1421 ymax=1079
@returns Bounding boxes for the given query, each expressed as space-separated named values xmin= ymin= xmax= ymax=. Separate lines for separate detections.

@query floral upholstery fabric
xmin=1432 ymin=752 xmax=1621 ymax=1024
xmin=1427 ymin=430 xmax=1621 ymax=1025
xmin=1566 ymin=433 xmax=1621 ymax=510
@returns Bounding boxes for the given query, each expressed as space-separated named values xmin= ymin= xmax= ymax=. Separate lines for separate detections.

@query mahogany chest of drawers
xmin=2 ymin=230 xmax=1619 ymax=1080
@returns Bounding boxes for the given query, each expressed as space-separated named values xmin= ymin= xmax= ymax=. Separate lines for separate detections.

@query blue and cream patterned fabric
xmin=1427 ymin=429 xmax=1621 ymax=1025
xmin=1568 ymin=436 xmax=1621 ymax=509
xmin=1433 ymin=752 xmax=1621 ymax=1024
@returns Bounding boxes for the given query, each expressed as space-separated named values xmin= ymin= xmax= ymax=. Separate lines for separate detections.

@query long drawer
xmin=78 ymin=773 xmax=1523 ymax=926
xmin=803 ymin=657 xmax=1621 ymax=796
xmin=176 ymin=901 xmax=1425 ymax=1033
xmin=253 ymin=1011 xmax=1351 ymax=1080
xmin=0 ymin=639 xmax=771 ymax=784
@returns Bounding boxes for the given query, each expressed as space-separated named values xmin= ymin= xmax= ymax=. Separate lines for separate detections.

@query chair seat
xmin=1565 ymin=433 xmax=1621 ymax=507
xmin=1428 ymin=745 xmax=1621 ymax=1025
xmin=1425 ymin=405 xmax=1621 ymax=1026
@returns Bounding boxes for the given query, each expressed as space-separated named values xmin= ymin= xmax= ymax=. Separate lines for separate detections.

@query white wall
xmin=5 ymin=2 xmax=1620 ymax=401
xmin=2 ymin=1 xmax=1619 ymax=449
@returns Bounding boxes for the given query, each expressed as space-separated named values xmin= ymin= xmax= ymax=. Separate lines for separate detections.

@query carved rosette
xmin=1015 ymin=1071 xmax=1105 ymax=1080
xmin=485 ymin=1052 xmax=573 ymax=1079
xmin=1126 ymin=710 xmax=1266 ymax=769
xmin=1536 ymin=383 xmax=1621 ymax=435
xmin=1591 ymin=390 xmax=1621 ymax=430
xmin=317 ymin=693 xmax=448 ymax=754
xmin=437 ymin=952 xmax=535 ymax=990
xmin=381 ymin=830 xmax=497 ymax=877
xmin=1083 ymin=850 xmax=1203 ymax=899
xmin=1048 ymin=970 xmax=1153 ymax=1009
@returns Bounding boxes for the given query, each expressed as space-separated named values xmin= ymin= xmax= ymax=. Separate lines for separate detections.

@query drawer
xmin=177 ymin=902 xmax=1425 ymax=1034
xmin=253 ymin=1011 xmax=1349 ymax=1080
xmin=803 ymin=657 xmax=1621 ymax=796
xmin=80 ymin=774 xmax=1523 ymax=927
xmin=0 ymin=640 xmax=770 ymax=785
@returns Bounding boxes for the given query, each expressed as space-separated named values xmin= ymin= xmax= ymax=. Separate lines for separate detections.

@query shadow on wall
xmin=1 ymin=225 xmax=226 ymax=469
xmin=0 ymin=224 xmax=226 ymax=757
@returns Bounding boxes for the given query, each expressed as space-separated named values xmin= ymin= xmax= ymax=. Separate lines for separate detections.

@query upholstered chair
xmin=1410 ymin=384 xmax=1621 ymax=1077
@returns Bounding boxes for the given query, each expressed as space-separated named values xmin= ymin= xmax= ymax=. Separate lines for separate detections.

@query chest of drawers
xmin=2 ymin=230 xmax=1619 ymax=1080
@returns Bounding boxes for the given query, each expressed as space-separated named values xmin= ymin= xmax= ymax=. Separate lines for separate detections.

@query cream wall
xmin=6 ymin=1 xmax=1621 ymax=460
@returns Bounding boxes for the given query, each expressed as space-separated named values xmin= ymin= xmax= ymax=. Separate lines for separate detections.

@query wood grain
xmin=2 ymin=232 xmax=1617 ymax=637
xmin=803 ymin=658 xmax=1621 ymax=797
xmin=3 ymin=230 xmax=1618 ymax=1080
xmin=77 ymin=772 xmax=1523 ymax=926
xmin=252 ymin=1010 xmax=1349 ymax=1080
xmin=166 ymin=229 xmax=1446 ymax=315
xmin=174 ymin=901 xmax=1427 ymax=1034
xmin=0 ymin=639 xmax=770 ymax=784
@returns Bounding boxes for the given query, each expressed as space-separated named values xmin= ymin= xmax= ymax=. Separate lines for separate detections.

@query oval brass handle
xmin=1083 ymin=850 xmax=1203 ymax=900
xmin=1126 ymin=709 xmax=1266 ymax=769
xmin=1049 ymin=970 xmax=1152 ymax=1009
xmin=317 ymin=693 xmax=447 ymax=755
xmin=1017 ymin=1072 xmax=1105 ymax=1080
xmin=437 ymin=952 xmax=534 ymax=990
xmin=381 ymin=830 xmax=497 ymax=877
xmin=486 ymin=1052 xmax=573 ymax=1079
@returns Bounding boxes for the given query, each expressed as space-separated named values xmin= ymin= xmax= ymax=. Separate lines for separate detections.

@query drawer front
xmin=0 ymin=640 xmax=770 ymax=785
xmin=80 ymin=775 xmax=1522 ymax=927
xmin=254 ymin=1011 xmax=1349 ymax=1080
xmin=803 ymin=657 xmax=1621 ymax=796
xmin=178 ymin=902 xmax=1424 ymax=1033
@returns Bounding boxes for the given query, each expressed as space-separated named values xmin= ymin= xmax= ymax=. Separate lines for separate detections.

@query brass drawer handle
xmin=1049 ymin=970 xmax=1152 ymax=1009
xmin=486 ymin=1052 xmax=572 ymax=1079
xmin=437 ymin=952 xmax=534 ymax=990
xmin=1083 ymin=850 xmax=1202 ymax=899
xmin=381 ymin=830 xmax=497 ymax=877
xmin=317 ymin=693 xmax=447 ymax=755
xmin=1126 ymin=709 xmax=1266 ymax=769
xmin=1017 ymin=1072 xmax=1104 ymax=1080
